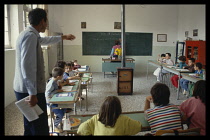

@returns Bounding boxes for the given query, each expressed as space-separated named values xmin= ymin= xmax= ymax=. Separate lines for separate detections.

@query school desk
xmin=161 ymin=64 xmax=193 ymax=100
xmin=77 ymin=65 xmax=90 ymax=72
xmin=102 ymin=58 xmax=135 ymax=78
xmin=146 ymin=60 xmax=162 ymax=79
xmin=181 ymin=73 xmax=205 ymax=83
xmin=63 ymin=111 xmax=150 ymax=135
xmin=80 ymin=72 xmax=93 ymax=111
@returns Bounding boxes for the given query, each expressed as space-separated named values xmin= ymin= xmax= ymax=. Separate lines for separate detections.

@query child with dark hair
xmin=45 ymin=67 xmax=70 ymax=133
xmin=170 ymin=56 xmax=187 ymax=88
xmin=179 ymin=80 xmax=206 ymax=135
xmin=77 ymin=96 xmax=142 ymax=135
xmin=72 ymin=59 xmax=81 ymax=70
xmin=180 ymin=62 xmax=203 ymax=95
xmin=144 ymin=83 xmax=182 ymax=135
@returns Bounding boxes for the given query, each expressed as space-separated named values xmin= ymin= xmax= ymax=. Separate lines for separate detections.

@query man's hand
xmin=25 ymin=95 xmax=38 ymax=107
xmin=62 ymin=34 xmax=76 ymax=40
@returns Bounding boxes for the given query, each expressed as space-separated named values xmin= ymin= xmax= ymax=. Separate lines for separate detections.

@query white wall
xmin=48 ymin=5 xmax=179 ymax=73
xmin=177 ymin=5 xmax=206 ymax=41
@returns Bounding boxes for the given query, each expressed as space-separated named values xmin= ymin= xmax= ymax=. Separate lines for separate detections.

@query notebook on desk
xmin=50 ymin=92 xmax=77 ymax=102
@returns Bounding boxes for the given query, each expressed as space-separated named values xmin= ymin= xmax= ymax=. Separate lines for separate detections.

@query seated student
xmin=153 ymin=54 xmax=166 ymax=80
xmin=45 ymin=67 xmax=71 ymax=133
xmin=72 ymin=59 xmax=81 ymax=70
xmin=183 ymin=58 xmax=195 ymax=72
xmin=54 ymin=60 xmax=67 ymax=88
xmin=156 ymin=53 xmax=174 ymax=82
xmin=144 ymin=83 xmax=182 ymax=135
xmin=63 ymin=62 xmax=78 ymax=83
xmin=157 ymin=53 xmax=166 ymax=63
xmin=179 ymin=80 xmax=206 ymax=136
xmin=64 ymin=62 xmax=80 ymax=80
xmin=170 ymin=56 xmax=187 ymax=88
xmin=77 ymin=96 xmax=142 ymax=135
xmin=180 ymin=62 xmax=203 ymax=95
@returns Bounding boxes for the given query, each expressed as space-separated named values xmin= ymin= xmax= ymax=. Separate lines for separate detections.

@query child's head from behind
xmin=188 ymin=58 xmax=195 ymax=66
xmin=178 ymin=56 xmax=186 ymax=62
xmin=193 ymin=80 xmax=205 ymax=104
xmin=54 ymin=60 xmax=66 ymax=69
xmin=98 ymin=96 xmax=122 ymax=127
xmin=52 ymin=67 xmax=64 ymax=80
xmin=150 ymin=83 xmax=170 ymax=106
xmin=65 ymin=62 xmax=73 ymax=73
xmin=194 ymin=62 xmax=202 ymax=70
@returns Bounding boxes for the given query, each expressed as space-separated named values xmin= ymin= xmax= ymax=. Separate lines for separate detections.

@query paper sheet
xmin=78 ymin=68 xmax=86 ymax=72
xmin=176 ymin=69 xmax=189 ymax=72
xmin=15 ymin=96 xmax=43 ymax=122
xmin=61 ymin=86 xmax=73 ymax=92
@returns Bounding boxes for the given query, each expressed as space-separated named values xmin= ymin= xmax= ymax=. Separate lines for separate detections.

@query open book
xmin=15 ymin=96 xmax=43 ymax=122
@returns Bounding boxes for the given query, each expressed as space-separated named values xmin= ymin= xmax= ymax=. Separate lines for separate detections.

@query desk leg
xmin=177 ymin=73 xmax=180 ymax=100
xmin=50 ymin=106 xmax=54 ymax=133
xmin=104 ymin=72 xmax=105 ymax=78
xmin=90 ymin=77 xmax=93 ymax=93
xmin=147 ymin=61 xmax=149 ymax=80
xmin=86 ymin=86 xmax=88 ymax=111
xmin=74 ymin=103 xmax=77 ymax=115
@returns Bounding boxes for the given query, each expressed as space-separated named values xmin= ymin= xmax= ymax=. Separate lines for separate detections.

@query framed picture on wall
xmin=114 ymin=22 xmax=121 ymax=29
xmin=185 ymin=31 xmax=189 ymax=37
xmin=81 ymin=22 xmax=86 ymax=29
xmin=193 ymin=29 xmax=198 ymax=36
xmin=157 ymin=34 xmax=167 ymax=42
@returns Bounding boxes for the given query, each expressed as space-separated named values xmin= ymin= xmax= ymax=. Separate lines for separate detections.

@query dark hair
xmin=178 ymin=56 xmax=186 ymax=61
xmin=150 ymin=83 xmax=170 ymax=106
xmin=161 ymin=54 xmax=166 ymax=57
xmin=66 ymin=62 xmax=73 ymax=67
xmin=193 ymin=80 xmax=205 ymax=104
xmin=189 ymin=58 xmax=195 ymax=63
xmin=98 ymin=96 xmax=122 ymax=127
xmin=52 ymin=67 xmax=64 ymax=78
xmin=195 ymin=62 xmax=202 ymax=69
xmin=115 ymin=40 xmax=120 ymax=45
xmin=54 ymin=60 xmax=66 ymax=69
xmin=166 ymin=53 xmax=171 ymax=57
xmin=28 ymin=8 xmax=47 ymax=26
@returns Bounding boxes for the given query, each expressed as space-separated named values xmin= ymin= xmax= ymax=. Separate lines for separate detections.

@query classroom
xmin=4 ymin=4 xmax=206 ymax=136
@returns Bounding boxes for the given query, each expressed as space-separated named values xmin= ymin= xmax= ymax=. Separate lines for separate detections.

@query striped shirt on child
xmin=145 ymin=104 xmax=182 ymax=135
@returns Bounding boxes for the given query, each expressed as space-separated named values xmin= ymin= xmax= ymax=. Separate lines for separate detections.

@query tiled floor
xmin=4 ymin=72 xmax=188 ymax=136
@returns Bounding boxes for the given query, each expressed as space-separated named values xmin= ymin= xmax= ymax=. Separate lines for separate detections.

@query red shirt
xmin=179 ymin=97 xmax=206 ymax=135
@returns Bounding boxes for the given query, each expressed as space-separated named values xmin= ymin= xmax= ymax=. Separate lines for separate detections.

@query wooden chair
xmin=155 ymin=128 xmax=201 ymax=136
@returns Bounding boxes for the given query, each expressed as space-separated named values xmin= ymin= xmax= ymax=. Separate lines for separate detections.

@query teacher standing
xmin=110 ymin=39 xmax=121 ymax=59
xmin=13 ymin=8 xmax=75 ymax=135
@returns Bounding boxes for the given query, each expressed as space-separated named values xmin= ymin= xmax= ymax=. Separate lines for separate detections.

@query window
xmin=23 ymin=4 xmax=38 ymax=29
xmin=4 ymin=4 xmax=11 ymax=48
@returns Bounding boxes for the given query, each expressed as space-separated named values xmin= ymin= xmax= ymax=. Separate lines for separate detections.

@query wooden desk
xmin=63 ymin=111 xmax=150 ymax=135
xmin=102 ymin=58 xmax=135 ymax=63
xmin=102 ymin=58 xmax=135 ymax=78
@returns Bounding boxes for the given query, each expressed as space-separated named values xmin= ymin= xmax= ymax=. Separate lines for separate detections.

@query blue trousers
xmin=50 ymin=104 xmax=66 ymax=127
xmin=14 ymin=91 xmax=49 ymax=136
xmin=179 ymin=78 xmax=189 ymax=91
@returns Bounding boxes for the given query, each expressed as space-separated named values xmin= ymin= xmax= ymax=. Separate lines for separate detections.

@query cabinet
xmin=185 ymin=41 xmax=206 ymax=68
xmin=117 ymin=67 xmax=133 ymax=95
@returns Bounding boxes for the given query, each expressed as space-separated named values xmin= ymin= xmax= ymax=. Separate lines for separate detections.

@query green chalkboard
xmin=82 ymin=32 xmax=153 ymax=56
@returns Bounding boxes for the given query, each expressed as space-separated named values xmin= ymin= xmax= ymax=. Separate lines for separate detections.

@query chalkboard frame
xmin=82 ymin=31 xmax=153 ymax=56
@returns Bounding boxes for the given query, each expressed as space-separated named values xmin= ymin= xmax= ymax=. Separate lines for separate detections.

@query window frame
xmin=4 ymin=4 xmax=11 ymax=49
